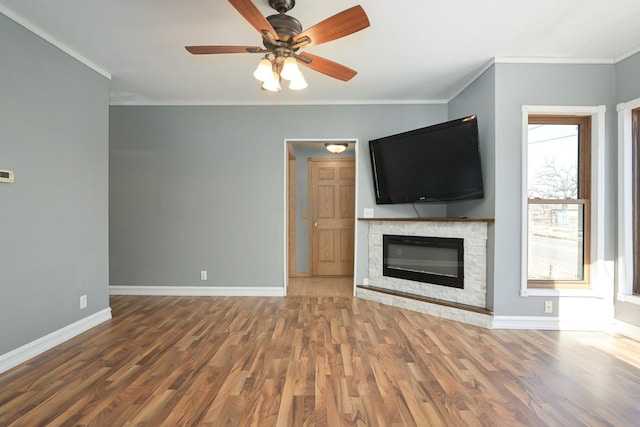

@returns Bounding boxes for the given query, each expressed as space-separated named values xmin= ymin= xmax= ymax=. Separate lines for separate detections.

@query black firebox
xmin=382 ymin=234 xmax=464 ymax=289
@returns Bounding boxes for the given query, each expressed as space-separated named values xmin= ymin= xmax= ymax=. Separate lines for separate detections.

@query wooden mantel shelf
xmin=357 ymin=217 xmax=494 ymax=223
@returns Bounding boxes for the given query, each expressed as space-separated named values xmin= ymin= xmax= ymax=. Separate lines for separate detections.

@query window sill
xmin=617 ymin=294 xmax=640 ymax=306
xmin=522 ymin=288 xmax=604 ymax=298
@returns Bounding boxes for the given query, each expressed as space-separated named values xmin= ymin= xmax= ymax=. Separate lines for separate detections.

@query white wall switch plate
xmin=80 ymin=295 xmax=87 ymax=309
xmin=363 ymin=208 xmax=374 ymax=218
xmin=363 ymin=278 xmax=369 ymax=286
xmin=201 ymin=270 xmax=207 ymax=281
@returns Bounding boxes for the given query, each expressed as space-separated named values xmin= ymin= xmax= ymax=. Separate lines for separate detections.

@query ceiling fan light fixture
xmin=186 ymin=3 xmax=370 ymax=93
xmin=280 ymin=57 xmax=301 ymax=80
xmin=289 ymin=74 xmax=308 ymax=90
xmin=253 ymin=58 xmax=273 ymax=82
xmin=325 ymin=143 xmax=348 ymax=154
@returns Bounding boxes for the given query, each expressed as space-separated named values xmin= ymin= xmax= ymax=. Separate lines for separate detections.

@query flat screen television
xmin=369 ymin=115 xmax=484 ymax=204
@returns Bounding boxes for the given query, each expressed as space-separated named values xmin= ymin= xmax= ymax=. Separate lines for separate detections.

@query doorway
xmin=285 ymin=140 xmax=358 ymax=297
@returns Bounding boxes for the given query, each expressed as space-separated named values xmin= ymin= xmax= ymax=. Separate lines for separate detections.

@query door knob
xmin=314 ymin=222 xmax=318 ymax=227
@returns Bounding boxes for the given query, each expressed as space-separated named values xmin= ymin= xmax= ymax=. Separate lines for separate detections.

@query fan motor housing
xmin=266 ymin=13 xmax=302 ymax=43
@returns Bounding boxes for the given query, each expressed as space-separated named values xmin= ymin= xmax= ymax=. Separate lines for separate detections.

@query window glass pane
xmin=528 ymin=203 xmax=584 ymax=281
xmin=528 ymin=124 xmax=579 ymax=199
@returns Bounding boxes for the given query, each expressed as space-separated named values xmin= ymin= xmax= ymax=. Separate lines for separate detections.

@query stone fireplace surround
xmin=356 ymin=218 xmax=493 ymax=328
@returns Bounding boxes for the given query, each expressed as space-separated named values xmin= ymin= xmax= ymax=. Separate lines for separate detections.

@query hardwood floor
xmin=1 ymin=295 xmax=640 ymax=426
xmin=287 ymin=276 xmax=354 ymax=297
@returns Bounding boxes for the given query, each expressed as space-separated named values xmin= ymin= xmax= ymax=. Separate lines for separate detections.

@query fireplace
xmin=383 ymin=234 xmax=464 ymax=288
xmin=359 ymin=218 xmax=490 ymax=326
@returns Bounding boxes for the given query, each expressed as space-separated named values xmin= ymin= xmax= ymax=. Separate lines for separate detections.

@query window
xmin=617 ymin=99 xmax=640 ymax=303
xmin=633 ymin=108 xmax=640 ymax=294
xmin=527 ymin=115 xmax=591 ymax=289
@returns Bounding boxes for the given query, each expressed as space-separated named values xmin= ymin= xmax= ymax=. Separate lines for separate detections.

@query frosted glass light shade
xmin=262 ymin=72 xmax=281 ymax=92
xmin=253 ymin=58 xmax=273 ymax=82
xmin=289 ymin=74 xmax=308 ymax=90
xmin=280 ymin=57 xmax=301 ymax=81
xmin=325 ymin=143 xmax=348 ymax=154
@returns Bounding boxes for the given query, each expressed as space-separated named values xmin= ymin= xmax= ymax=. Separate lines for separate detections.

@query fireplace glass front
xmin=383 ymin=234 xmax=464 ymax=289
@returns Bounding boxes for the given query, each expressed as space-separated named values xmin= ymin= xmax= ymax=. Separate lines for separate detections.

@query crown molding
xmin=0 ymin=6 xmax=111 ymax=80
xmin=108 ymin=98 xmax=448 ymax=107
xmin=615 ymin=45 xmax=640 ymax=63
xmin=494 ymin=56 xmax=614 ymax=64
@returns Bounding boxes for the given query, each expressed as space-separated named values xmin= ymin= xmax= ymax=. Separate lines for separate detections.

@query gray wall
xmin=109 ymin=104 xmax=448 ymax=288
xmin=448 ymin=65 xmax=497 ymax=310
xmin=614 ymin=51 xmax=640 ymax=326
xmin=0 ymin=14 xmax=110 ymax=354
xmin=448 ymin=58 xmax=640 ymax=321
xmin=492 ymin=63 xmax=616 ymax=316
xmin=615 ymin=52 xmax=640 ymax=103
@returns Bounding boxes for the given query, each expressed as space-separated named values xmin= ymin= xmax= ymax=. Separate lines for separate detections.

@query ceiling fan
xmin=185 ymin=0 xmax=370 ymax=90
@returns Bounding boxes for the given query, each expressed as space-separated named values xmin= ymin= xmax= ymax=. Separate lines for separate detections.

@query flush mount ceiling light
xmin=185 ymin=0 xmax=370 ymax=92
xmin=325 ymin=143 xmax=348 ymax=154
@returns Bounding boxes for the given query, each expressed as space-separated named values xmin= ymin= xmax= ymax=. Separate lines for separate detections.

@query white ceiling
xmin=2 ymin=0 xmax=639 ymax=105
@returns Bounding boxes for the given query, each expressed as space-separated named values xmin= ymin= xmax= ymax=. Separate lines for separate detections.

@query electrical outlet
xmin=0 ymin=169 xmax=14 ymax=183
xmin=363 ymin=278 xmax=369 ymax=286
xmin=363 ymin=208 xmax=374 ymax=218
xmin=201 ymin=270 xmax=207 ymax=281
xmin=80 ymin=295 xmax=87 ymax=309
xmin=544 ymin=300 xmax=553 ymax=314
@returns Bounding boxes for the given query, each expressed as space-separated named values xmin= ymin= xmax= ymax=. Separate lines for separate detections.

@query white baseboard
xmin=492 ymin=315 xmax=614 ymax=332
xmin=109 ymin=285 xmax=286 ymax=297
xmin=0 ymin=308 xmax=112 ymax=374
xmin=614 ymin=320 xmax=640 ymax=341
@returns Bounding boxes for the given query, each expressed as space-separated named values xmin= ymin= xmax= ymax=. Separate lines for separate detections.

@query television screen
xmin=369 ymin=115 xmax=484 ymax=204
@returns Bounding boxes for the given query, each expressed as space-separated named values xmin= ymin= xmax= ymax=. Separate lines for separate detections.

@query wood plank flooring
xmin=287 ymin=277 xmax=353 ymax=297
xmin=1 ymin=295 xmax=640 ymax=426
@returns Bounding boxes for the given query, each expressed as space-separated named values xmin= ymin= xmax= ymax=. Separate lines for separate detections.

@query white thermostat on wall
xmin=0 ymin=170 xmax=14 ymax=183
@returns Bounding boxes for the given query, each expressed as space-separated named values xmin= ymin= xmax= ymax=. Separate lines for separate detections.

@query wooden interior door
xmin=309 ymin=158 xmax=355 ymax=276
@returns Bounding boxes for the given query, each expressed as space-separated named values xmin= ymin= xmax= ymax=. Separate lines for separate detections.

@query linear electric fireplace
xmin=383 ymin=234 xmax=464 ymax=289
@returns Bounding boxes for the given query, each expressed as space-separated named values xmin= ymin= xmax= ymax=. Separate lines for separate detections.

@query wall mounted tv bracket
xmin=0 ymin=170 xmax=14 ymax=183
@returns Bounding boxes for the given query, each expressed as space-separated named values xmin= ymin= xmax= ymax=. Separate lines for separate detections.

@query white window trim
xmin=520 ymin=105 xmax=607 ymax=298
xmin=617 ymin=97 xmax=640 ymax=306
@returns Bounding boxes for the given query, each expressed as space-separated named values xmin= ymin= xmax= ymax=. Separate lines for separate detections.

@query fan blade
xmin=298 ymin=53 xmax=357 ymax=82
xmin=185 ymin=46 xmax=261 ymax=54
xmin=293 ymin=5 xmax=369 ymax=47
xmin=228 ymin=0 xmax=278 ymax=40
